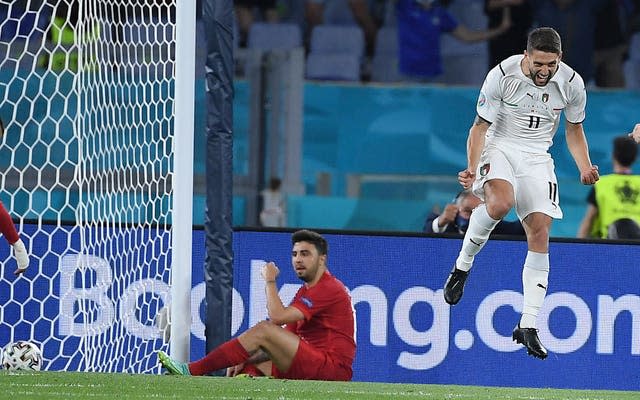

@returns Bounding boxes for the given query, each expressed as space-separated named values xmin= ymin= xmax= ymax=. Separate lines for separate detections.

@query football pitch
xmin=0 ymin=371 xmax=638 ymax=400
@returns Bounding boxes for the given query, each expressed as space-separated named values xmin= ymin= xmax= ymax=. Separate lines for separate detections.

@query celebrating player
xmin=158 ymin=229 xmax=356 ymax=380
xmin=443 ymin=27 xmax=599 ymax=359
xmin=0 ymin=117 xmax=30 ymax=276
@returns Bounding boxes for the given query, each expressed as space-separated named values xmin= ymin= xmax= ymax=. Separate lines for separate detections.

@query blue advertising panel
xmin=228 ymin=230 xmax=640 ymax=390
xmin=1 ymin=225 xmax=638 ymax=390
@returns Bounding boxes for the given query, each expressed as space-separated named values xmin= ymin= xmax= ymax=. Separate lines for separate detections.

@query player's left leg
xmin=512 ymin=213 xmax=552 ymax=360
xmin=520 ymin=212 xmax=552 ymax=328
xmin=510 ymin=151 xmax=560 ymax=360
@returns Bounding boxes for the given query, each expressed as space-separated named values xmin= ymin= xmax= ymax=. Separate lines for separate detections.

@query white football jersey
xmin=476 ymin=54 xmax=586 ymax=153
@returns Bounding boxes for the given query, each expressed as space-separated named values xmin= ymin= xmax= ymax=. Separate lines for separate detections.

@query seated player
xmin=158 ymin=229 xmax=356 ymax=381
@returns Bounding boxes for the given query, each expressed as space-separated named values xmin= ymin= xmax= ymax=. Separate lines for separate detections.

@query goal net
xmin=0 ymin=0 xmax=188 ymax=373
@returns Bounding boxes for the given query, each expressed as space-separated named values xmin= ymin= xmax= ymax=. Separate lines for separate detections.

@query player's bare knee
xmin=486 ymin=200 xmax=512 ymax=219
xmin=252 ymin=320 xmax=278 ymax=341
xmin=526 ymin=225 xmax=550 ymax=246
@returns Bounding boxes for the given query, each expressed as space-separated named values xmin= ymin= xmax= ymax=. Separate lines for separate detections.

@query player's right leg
xmin=445 ymin=179 xmax=514 ymax=305
xmin=161 ymin=321 xmax=300 ymax=376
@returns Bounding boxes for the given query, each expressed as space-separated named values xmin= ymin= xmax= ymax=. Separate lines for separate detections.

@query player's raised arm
xmin=262 ymin=261 xmax=304 ymax=325
xmin=565 ymin=121 xmax=599 ymax=185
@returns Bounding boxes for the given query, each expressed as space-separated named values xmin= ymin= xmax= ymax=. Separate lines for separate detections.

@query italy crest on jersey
xmin=480 ymin=163 xmax=490 ymax=177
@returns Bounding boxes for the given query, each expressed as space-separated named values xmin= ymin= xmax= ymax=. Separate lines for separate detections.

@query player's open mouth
xmin=535 ymin=73 xmax=548 ymax=85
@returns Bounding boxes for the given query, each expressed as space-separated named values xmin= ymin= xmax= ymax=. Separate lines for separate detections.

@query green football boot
xmin=158 ymin=350 xmax=191 ymax=375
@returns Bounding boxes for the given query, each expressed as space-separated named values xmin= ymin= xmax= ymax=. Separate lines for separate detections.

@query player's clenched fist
xmin=261 ymin=261 xmax=280 ymax=282
xmin=458 ymin=169 xmax=476 ymax=189
xmin=580 ymin=165 xmax=599 ymax=185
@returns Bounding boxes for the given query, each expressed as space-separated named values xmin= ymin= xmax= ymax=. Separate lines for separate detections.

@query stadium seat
xmin=306 ymin=53 xmax=361 ymax=81
xmin=306 ymin=24 xmax=364 ymax=81
xmin=438 ymin=0 xmax=488 ymax=86
xmin=624 ymin=32 xmax=640 ymax=89
xmin=371 ymin=26 xmax=400 ymax=82
xmin=309 ymin=25 xmax=365 ymax=59
xmin=247 ymin=22 xmax=302 ymax=51
xmin=322 ymin=0 xmax=357 ymax=25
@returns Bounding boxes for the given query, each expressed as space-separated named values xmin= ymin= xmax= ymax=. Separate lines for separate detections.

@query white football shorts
xmin=472 ymin=143 xmax=563 ymax=221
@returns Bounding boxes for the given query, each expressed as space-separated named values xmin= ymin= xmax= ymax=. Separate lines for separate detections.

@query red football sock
xmin=0 ymin=201 xmax=19 ymax=244
xmin=188 ymin=338 xmax=250 ymax=376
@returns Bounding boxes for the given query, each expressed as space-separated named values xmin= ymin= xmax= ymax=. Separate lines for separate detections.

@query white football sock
xmin=455 ymin=204 xmax=500 ymax=272
xmin=519 ymin=251 xmax=549 ymax=329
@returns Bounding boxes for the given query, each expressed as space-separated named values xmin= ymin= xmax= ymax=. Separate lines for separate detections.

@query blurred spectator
xmin=438 ymin=0 xmax=490 ymax=86
xmin=630 ymin=0 xmax=640 ymax=33
xmin=593 ymin=0 xmax=628 ymax=88
xmin=260 ymin=177 xmax=286 ymax=227
xmin=532 ymin=0 xmax=602 ymax=85
xmin=38 ymin=1 xmax=78 ymax=71
xmin=577 ymin=135 xmax=640 ymax=239
xmin=305 ymin=0 xmax=384 ymax=56
xmin=424 ymin=190 xmax=524 ymax=235
xmin=235 ymin=0 xmax=280 ymax=48
xmin=395 ymin=0 xmax=510 ymax=82
xmin=484 ymin=0 xmax=533 ymax=69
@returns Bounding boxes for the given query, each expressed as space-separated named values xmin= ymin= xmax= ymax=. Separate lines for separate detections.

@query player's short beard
xmin=530 ymin=70 xmax=552 ymax=86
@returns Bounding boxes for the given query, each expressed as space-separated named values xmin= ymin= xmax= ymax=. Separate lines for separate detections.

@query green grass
xmin=0 ymin=371 xmax=637 ymax=400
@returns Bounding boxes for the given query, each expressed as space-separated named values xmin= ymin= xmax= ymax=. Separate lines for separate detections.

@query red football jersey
xmin=286 ymin=271 xmax=356 ymax=368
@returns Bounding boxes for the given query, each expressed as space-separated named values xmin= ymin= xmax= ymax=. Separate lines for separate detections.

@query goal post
xmin=0 ymin=0 xmax=194 ymax=373
xmin=171 ymin=0 xmax=196 ymax=364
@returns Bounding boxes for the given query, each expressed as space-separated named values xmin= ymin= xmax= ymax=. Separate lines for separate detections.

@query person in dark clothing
xmin=424 ymin=189 xmax=525 ymax=235
xmin=484 ymin=0 xmax=533 ymax=69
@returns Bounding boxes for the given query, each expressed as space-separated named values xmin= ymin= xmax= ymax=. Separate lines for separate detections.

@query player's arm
xmin=0 ymin=117 xmax=4 ymax=137
xmin=451 ymin=7 xmax=510 ymax=42
xmin=262 ymin=262 xmax=305 ymax=325
xmin=577 ymin=204 xmax=598 ymax=238
xmin=467 ymin=116 xmax=491 ymax=171
xmin=565 ymin=121 xmax=599 ymax=185
xmin=459 ymin=116 xmax=491 ymax=189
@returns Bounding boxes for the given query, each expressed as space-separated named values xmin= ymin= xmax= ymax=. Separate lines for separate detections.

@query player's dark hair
xmin=527 ymin=27 xmax=562 ymax=54
xmin=613 ymin=135 xmax=638 ymax=167
xmin=454 ymin=189 xmax=474 ymax=205
xmin=292 ymin=229 xmax=328 ymax=255
xmin=268 ymin=177 xmax=282 ymax=191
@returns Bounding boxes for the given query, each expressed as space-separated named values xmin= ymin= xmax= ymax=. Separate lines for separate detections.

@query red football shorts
xmin=272 ymin=339 xmax=352 ymax=381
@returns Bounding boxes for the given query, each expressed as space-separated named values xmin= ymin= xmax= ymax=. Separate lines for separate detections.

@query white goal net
xmin=0 ymin=0 xmax=190 ymax=373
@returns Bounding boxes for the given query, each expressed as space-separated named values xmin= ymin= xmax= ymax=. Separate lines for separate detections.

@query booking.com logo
xmin=58 ymin=256 xmax=640 ymax=370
